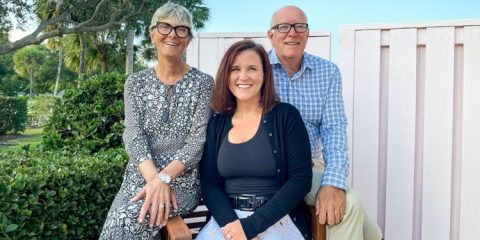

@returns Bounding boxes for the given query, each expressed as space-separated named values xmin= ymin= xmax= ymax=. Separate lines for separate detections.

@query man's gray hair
xmin=149 ymin=2 xmax=194 ymax=32
xmin=270 ymin=6 xmax=308 ymax=28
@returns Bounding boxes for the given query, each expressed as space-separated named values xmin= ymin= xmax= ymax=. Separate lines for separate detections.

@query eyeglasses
xmin=156 ymin=22 xmax=191 ymax=38
xmin=271 ymin=23 xmax=309 ymax=33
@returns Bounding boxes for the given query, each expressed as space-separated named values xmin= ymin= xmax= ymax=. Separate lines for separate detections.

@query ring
xmin=159 ymin=203 xmax=165 ymax=209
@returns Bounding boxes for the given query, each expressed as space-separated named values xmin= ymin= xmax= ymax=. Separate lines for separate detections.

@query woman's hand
xmin=221 ymin=220 xmax=247 ymax=240
xmin=130 ymin=178 xmax=178 ymax=228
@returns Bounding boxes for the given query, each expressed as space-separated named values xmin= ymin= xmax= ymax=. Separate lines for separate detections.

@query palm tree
xmin=46 ymin=37 xmax=65 ymax=96
xmin=12 ymin=46 xmax=46 ymax=98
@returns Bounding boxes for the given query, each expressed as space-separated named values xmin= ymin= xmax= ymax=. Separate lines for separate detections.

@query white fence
xmin=186 ymin=20 xmax=480 ymax=240
xmin=339 ymin=20 xmax=480 ymax=240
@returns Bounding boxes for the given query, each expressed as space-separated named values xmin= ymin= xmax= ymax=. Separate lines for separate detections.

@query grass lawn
xmin=0 ymin=128 xmax=43 ymax=153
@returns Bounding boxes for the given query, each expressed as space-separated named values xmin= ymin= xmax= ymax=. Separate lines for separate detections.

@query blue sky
xmin=201 ymin=0 xmax=479 ymax=32
xmin=200 ymin=0 xmax=479 ymax=59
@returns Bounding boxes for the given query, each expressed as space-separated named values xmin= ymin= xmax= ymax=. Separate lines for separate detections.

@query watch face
xmin=159 ymin=173 xmax=171 ymax=184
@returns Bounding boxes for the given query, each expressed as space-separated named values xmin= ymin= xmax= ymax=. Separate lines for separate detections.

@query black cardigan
xmin=200 ymin=102 xmax=313 ymax=239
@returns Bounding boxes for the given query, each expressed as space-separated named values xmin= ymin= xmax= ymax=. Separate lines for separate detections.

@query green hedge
xmin=27 ymin=96 xmax=61 ymax=128
xmin=0 ymin=97 xmax=28 ymax=134
xmin=42 ymin=72 xmax=125 ymax=153
xmin=0 ymin=148 xmax=128 ymax=239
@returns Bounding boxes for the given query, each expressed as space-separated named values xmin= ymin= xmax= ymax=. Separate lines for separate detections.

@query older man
xmin=267 ymin=5 xmax=382 ymax=240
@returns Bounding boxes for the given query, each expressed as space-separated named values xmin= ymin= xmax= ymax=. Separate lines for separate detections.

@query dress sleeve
xmin=122 ymin=75 xmax=152 ymax=165
xmin=173 ymin=74 xmax=214 ymax=171
xmin=240 ymin=105 xmax=313 ymax=238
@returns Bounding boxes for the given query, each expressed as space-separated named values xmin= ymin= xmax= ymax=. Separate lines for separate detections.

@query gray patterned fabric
xmin=100 ymin=67 xmax=213 ymax=239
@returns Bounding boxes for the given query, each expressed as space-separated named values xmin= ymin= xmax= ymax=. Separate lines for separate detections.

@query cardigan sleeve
xmin=240 ymin=104 xmax=313 ymax=238
xmin=200 ymin=115 xmax=239 ymax=227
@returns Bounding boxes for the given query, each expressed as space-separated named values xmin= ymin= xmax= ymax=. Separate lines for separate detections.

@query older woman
xmin=99 ymin=2 xmax=213 ymax=239
xmin=197 ymin=40 xmax=312 ymax=240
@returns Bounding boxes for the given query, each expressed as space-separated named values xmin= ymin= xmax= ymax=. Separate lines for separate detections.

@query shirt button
xmin=268 ymin=133 xmax=273 ymax=137
xmin=277 ymin=169 xmax=281 ymax=173
xmin=293 ymin=217 xmax=297 ymax=221
xmin=263 ymin=120 xmax=267 ymax=124
xmin=273 ymin=150 xmax=277 ymax=154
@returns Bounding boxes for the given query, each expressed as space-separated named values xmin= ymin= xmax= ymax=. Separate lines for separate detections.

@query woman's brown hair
xmin=211 ymin=40 xmax=278 ymax=114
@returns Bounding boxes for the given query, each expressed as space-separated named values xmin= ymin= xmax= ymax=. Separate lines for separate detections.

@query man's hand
xmin=315 ymin=186 xmax=346 ymax=225
xmin=221 ymin=219 xmax=247 ymax=240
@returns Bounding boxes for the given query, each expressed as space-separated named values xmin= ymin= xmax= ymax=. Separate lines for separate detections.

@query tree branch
xmin=76 ymin=0 xmax=110 ymax=28
xmin=0 ymin=0 xmax=145 ymax=55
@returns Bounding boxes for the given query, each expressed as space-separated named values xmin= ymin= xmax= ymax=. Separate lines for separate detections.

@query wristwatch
xmin=157 ymin=172 xmax=172 ymax=184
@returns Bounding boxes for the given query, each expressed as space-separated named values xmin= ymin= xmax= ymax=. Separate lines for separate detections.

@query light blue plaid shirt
xmin=269 ymin=50 xmax=349 ymax=190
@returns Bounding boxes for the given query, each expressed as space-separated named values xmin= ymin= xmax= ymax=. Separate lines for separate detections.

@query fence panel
xmin=422 ymin=26 xmax=455 ymax=240
xmin=340 ymin=20 xmax=480 ymax=240
xmin=351 ymin=29 xmax=381 ymax=223
xmin=385 ymin=28 xmax=417 ymax=240
xmin=459 ymin=26 xmax=480 ymax=240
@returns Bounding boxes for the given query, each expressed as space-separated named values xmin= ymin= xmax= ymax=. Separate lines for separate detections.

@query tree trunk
xmin=78 ymin=32 xmax=87 ymax=87
xmin=54 ymin=48 xmax=63 ymax=96
xmin=101 ymin=55 xmax=108 ymax=74
xmin=126 ymin=27 xmax=135 ymax=76
xmin=29 ymin=68 xmax=33 ymax=98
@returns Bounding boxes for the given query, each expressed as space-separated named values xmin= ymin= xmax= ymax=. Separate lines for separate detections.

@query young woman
xmin=198 ymin=40 xmax=312 ymax=240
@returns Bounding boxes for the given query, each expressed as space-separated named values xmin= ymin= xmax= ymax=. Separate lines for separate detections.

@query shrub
xmin=27 ymin=96 xmax=61 ymax=128
xmin=0 ymin=96 xmax=28 ymax=134
xmin=42 ymin=72 xmax=125 ymax=152
xmin=0 ymin=148 xmax=128 ymax=239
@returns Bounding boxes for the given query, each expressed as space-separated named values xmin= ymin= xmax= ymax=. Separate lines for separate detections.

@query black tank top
xmin=217 ymin=124 xmax=279 ymax=196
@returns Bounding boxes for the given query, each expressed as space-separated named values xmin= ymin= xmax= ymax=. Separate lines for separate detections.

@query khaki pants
xmin=305 ymin=160 xmax=383 ymax=240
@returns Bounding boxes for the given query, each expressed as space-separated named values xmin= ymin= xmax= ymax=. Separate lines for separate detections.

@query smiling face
xmin=268 ymin=6 xmax=309 ymax=63
xmin=228 ymin=49 xmax=264 ymax=105
xmin=150 ymin=18 xmax=190 ymax=60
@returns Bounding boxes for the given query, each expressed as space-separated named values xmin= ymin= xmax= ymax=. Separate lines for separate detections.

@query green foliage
xmin=0 ymin=53 xmax=22 ymax=96
xmin=1 ymin=43 xmax=75 ymax=96
xmin=63 ymin=32 xmax=125 ymax=76
xmin=0 ymin=74 xmax=27 ymax=96
xmin=0 ymin=148 xmax=128 ymax=239
xmin=27 ymin=96 xmax=61 ymax=128
xmin=12 ymin=45 xmax=49 ymax=97
xmin=0 ymin=96 xmax=28 ymax=134
xmin=42 ymin=72 xmax=125 ymax=152
xmin=12 ymin=46 xmax=46 ymax=78
xmin=0 ymin=52 xmax=14 ymax=76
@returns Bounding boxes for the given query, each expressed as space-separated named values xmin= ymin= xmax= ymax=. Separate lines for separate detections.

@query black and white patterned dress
xmin=100 ymin=67 xmax=213 ymax=239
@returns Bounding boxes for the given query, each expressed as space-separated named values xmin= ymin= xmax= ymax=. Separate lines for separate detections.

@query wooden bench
xmin=162 ymin=205 xmax=326 ymax=240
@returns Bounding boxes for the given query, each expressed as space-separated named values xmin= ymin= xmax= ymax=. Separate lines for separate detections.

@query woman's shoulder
xmin=210 ymin=111 xmax=229 ymax=122
xmin=188 ymin=67 xmax=214 ymax=84
xmin=125 ymin=68 xmax=154 ymax=87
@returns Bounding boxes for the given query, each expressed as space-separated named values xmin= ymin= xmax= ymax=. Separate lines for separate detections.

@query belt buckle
xmin=236 ymin=194 xmax=256 ymax=211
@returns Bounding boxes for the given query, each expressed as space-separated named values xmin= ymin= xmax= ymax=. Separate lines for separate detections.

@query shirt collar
xmin=268 ymin=50 xmax=312 ymax=72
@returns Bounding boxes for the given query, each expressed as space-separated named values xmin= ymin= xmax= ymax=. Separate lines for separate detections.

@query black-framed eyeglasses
xmin=271 ymin=23 xmax=309 ymax=33
xmin=156 ymin=22 xmax=191 ymax=38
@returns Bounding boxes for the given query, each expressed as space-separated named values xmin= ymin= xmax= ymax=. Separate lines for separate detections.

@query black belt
xmin=228 ymin=194 xmax=269 ymax=211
